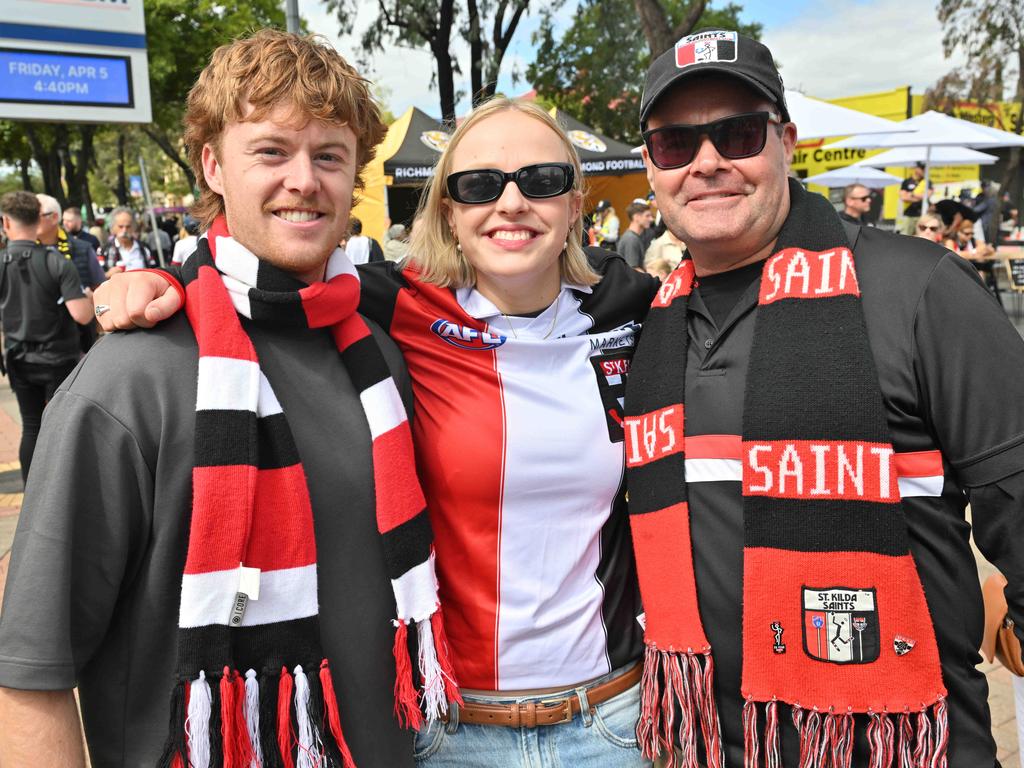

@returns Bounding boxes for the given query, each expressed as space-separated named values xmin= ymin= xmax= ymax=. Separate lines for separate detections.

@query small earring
xmin=455 ymin=242 xmax=462 ymax=252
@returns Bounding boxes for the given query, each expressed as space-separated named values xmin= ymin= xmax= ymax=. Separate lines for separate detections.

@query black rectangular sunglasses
xmin=446 ymin=162 xmax=574 ymax=205
xmin=642 ymin=111 xmax=781 ymax=170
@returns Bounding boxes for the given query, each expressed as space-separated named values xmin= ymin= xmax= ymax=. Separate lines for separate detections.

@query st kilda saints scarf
xmin=624 ymin=180 xmax=947 ymax=768
xmin=158 ymin=215 xmax=460 ymax=768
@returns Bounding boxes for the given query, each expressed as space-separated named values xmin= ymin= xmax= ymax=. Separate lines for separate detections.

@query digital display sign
xmin=0 ymin=47 xmax=132 ymax=107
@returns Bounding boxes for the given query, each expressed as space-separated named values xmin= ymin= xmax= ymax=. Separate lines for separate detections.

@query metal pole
xmin=138 ymin=154 xmax=166 ymax=268
xmin=285 ymin=0 xmax=300 ymax=33
xmin=922 ymin=145 xmax=932 ymax=213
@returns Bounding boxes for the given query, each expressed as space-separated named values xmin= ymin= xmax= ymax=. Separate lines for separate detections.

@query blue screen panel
xmin=0 ymin=48 xmax=133 ymax=107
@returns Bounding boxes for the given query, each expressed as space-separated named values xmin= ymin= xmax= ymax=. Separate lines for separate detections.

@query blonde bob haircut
xmin=408 ymin=97 xmax=599 ymax=288
xmin=184 ymin=29 xmax=386 ymax=228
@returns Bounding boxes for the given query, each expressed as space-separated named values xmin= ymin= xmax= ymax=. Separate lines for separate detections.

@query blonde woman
xmin=93 ymin=97 xmax=660 ymax=767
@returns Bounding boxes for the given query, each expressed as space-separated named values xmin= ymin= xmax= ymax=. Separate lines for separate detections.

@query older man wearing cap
xmin=623 ymin=29 xmax=1024 ymax=768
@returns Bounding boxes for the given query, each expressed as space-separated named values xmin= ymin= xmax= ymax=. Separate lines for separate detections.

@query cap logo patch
xmin=675 ymin=30 xmax=738 ymax=69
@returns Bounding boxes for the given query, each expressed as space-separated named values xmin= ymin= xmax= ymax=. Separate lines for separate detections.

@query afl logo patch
xmin=420 ymin=130 xmax=451 ymax=152
xmin=568 ymin=130 xmax=607 ymax=153
xmin=431 ymin=319 xmax=507 ymax=350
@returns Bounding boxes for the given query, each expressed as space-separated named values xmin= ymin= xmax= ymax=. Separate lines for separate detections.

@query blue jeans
xmin=414 ymin=669 xmax=650 ymax=767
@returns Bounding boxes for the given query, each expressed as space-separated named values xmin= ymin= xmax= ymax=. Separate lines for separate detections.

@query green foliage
xmin=933 ymin=0 xmax=1023 ymax=114
xmin=528 ymin=0 xmax=759 ymax=145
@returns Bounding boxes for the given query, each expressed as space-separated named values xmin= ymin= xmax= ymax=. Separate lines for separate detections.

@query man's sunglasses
xmin=642 ymin=111 xmax=781 ymax=170
xmin=446 ymin=163 xmax=574 ymax=205
xmin=849 ymin=194 xmax=872 ymax=202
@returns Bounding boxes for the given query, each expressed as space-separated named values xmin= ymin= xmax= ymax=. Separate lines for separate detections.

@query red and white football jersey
xmin=359 ymin=253 xmax=656 ymax=689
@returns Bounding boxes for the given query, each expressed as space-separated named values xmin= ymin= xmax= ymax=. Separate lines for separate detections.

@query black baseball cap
xmin=640 ymin=30 xmax=789 ymax=127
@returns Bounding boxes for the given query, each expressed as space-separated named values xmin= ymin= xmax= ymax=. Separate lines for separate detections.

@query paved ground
xmin=0 ymin=296 xmax=1022 ymax=764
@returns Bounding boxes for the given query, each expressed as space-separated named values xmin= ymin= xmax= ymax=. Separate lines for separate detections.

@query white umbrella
xmin=828 ymin=110 xmax=1024 ymax=150
xmin=827 ymin=111 xmax=1024 ymax=207
xmin=804 ymin=166 xmax=903 ymax=188
xmin=856 ymin=145 xmax=999 ymax=167
xmin=784 ymin=91 xmax=916 ymax=141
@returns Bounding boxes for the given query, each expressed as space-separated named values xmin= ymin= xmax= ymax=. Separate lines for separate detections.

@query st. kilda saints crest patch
xmin=802 ymin=586 xmax=880 ymax=665
xmin=590 ymin=350 xmax=630 ymax=442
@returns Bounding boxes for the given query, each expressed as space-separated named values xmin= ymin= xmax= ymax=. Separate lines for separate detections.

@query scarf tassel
xmin=156 ymin=678 xmax=188 ymax=768
xmin=278 ymin=666 xmax=296 ymax=768
xmin=319 ymin=660 xmax=358 ymax=768
xmin=430 ymin=607 xmax=463 ymax=708
xmin=763 ymin=700 xmax=947 ymax=768
xmin=392 ymin=620 xmax=425 ymax=730
xmin=636 ymin=646 xmax=721 ymax=768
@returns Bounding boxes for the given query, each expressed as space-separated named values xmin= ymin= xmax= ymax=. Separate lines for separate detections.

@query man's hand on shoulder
xmin=93 ymin=270 xmax=183 ymax=332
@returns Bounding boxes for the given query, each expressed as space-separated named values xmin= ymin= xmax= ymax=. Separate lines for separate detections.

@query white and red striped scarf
xmin=624 ymin=182 xmax=947 ymax=768
xmin=158 ymin=215 xmax=459 ymax=768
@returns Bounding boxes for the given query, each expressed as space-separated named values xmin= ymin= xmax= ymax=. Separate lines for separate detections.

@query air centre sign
xmin=0 ymin=0 xmax=151 ymax=123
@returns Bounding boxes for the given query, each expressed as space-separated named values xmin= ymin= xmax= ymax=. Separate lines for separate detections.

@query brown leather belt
xmin=442 ymin=662 xmax=642 ymax=728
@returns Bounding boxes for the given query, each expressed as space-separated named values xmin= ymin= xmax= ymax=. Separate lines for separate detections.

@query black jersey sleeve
xmin=577 ymin=246 xmax=660 ymax=332
xmin=356 ymin=261 xmax=409 ymax=333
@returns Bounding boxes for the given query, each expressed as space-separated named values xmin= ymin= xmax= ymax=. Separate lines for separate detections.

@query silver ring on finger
xmin=95 ymin=304 xmax=111 ymax=317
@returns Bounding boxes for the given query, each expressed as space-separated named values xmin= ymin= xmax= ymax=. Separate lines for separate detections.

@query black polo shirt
xmin=681 ymin=225 xmax=1024 ymax=767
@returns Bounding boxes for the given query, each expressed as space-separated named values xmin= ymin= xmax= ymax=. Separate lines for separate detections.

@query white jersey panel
xmin=482 ymin=289 xmax=636 ymax=688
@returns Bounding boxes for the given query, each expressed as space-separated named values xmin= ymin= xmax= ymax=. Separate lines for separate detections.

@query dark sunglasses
xmin=642 ymin=111 xmax=781 ymax=170
xmin=917 ymin=224 xmax=941 ymax=232
xmin=849 ymin=194 xmax=872 ymax=202
xmin=446 ymin=163 xmax=575 ymax=204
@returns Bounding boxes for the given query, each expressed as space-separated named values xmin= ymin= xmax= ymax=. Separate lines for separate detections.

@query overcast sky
xmin=301 ymin=0 xmax=966 ymax=121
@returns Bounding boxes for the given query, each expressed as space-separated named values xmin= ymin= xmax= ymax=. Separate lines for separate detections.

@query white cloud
xmin=763 ymin=0 xmax=966 ymax=99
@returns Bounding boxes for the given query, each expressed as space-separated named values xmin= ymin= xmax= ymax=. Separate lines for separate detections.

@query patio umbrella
xmin=856 ymin=145 xmax=999 ymax=168
xmin=826 ymin=111 xmax=1024 ymax=207
xmin=803 ymin=166 xmax=903 ymax=188
xmin=784 ymin=90 xmax=917 ymax=141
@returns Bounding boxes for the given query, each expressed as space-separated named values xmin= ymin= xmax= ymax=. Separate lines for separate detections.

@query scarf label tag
xmin=238 ymin=564 xmax=261 ymax=601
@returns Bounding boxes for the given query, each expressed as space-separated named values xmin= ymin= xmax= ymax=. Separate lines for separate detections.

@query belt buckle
xmin=537 ymin=696 xmax=575 ymax=726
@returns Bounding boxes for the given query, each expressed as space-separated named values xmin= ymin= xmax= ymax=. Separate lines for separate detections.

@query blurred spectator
xmin=913 ymin=214 xmax=944 ymax=243
xmin=383 ymin=222 xmax=409 ymax=262
xmin=969 ymin=181 xmax=996 ymax=244
xmin=593 ymin=200 xmax=620 ymax=250
xmin=645 ymin=228 xmax=685 ymax=270
xmin=839 ymin=184 xmax=872 ymax=226
xmin=62 ymin=207 xmax=100 ymax=250
xmin=98 ymin=208 xmax=158 ymax=275
xmin=946 ymin=218 xmax=995 ymax=260
xmin=898 ymin=163 xmax=927 ymax=234
xmin=344 ymin=217 xmax=384 ymax=265
xmin=140 ymin=217 xmax=171 ymax=261
xmin=0 ymin=191 xmax=93 ymax=480
xmin=617 ymin=201 xmax=654 ymax=268
xmin=644 ymin=254 xmax=676 ymax=281
xmin=933 ymin=198 xmax=973 ymax=243
xmin=171 ymin=216 xmax=201 ymax=265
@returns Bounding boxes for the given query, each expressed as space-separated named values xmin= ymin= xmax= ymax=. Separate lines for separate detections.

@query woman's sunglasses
xmin=642 ymin=111 xmax=781 ymax=170
xmin=917 ymin=224 xmax=941 ymax=233
xmin=446 ymin=163 xmax=574 ymax=205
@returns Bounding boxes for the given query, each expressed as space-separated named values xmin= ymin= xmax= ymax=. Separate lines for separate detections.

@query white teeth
xmin=491 ymin=230 xmax=533 ymax=241
xmin=275 ymin=210 xmax=321 ymax=222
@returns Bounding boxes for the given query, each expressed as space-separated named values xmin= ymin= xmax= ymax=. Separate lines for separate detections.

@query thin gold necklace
xmin=501 ymin=295 xmax=560 ymax=340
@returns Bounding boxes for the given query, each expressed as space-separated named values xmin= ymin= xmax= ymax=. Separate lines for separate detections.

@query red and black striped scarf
xmin=158 ymin=215 xmax=459 ymax=768
xmin=624 ymin=181 xmax=947 ymax=768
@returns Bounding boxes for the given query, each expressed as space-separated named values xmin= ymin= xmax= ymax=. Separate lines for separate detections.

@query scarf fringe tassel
xmin=393 ymin=607 xmax=463 ymax=730
xmin=156 ymin=663 xmax=359 ymax=768
xmin=737 ymin=699 xmax=949 ymax=768
xmin=637 ymin=645 xmax=724 ymax=768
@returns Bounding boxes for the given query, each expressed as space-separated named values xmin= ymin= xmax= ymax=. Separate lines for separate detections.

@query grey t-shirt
xmin=616 ymin=229 xmax=645 ymax=268
xmin=0 ymin=313 xmax=416 ymax=768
